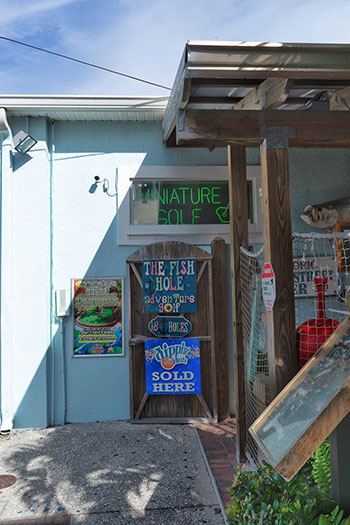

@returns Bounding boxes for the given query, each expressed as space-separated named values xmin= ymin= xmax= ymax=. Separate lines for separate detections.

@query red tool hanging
xmin=296 ymin=276 xmax=339 ymax=368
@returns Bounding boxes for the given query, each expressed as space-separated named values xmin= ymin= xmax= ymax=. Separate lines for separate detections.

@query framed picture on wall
xmin=336 ymin=222 xmax=350 ymax=272
xmin=72 ymin=277 xmax=124 ymax=357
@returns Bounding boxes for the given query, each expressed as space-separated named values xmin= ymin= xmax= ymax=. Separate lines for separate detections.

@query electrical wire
xmin=0 ymin=35 xmax=172 ymax=91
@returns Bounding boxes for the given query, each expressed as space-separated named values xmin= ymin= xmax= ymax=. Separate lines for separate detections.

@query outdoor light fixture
xmin=13 ymin=130 xmax=37 ymax=155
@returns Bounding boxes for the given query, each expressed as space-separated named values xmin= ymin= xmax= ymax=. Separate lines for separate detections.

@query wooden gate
xmin=127 ymin=241 xmax=217 ymax=423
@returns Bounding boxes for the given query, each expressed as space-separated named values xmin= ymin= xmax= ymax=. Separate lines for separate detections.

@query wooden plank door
xmin=127 ymin=241 xmax=217 ymax=422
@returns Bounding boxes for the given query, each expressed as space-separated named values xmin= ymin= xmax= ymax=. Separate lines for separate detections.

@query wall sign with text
xmin=143 ymin=258 xmax=197 ymax=314
xmin=145 ymin=338 xmax=201 ymax=395
xmin=148 ymin=316 xmax=192 ymax=338
xmin=131 ymin=180 xmax=254 ymax=225
xmin=293 ymin=256 xmax=337 ymax=297
xmin=73 ymin=278 xmax=124 ymax=357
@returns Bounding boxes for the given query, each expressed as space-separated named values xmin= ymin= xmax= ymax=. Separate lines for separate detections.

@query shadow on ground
xmin=0 ymin=421 xmax=224 ymax=524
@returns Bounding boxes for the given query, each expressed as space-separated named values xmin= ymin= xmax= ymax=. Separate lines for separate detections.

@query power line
xmin=0 ymin=35 xmax=172 ymax=91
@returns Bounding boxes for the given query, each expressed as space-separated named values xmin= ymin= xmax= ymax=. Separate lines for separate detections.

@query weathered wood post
xmin=330 ymin=413 xmax=350 ymax=513
xmin=260 ymin=140 xmax=298 ymax=398
xmin=211 ymin=237 xmax=230 ymax=421
xmin=228 ymin=143 xmax=249 ymax=462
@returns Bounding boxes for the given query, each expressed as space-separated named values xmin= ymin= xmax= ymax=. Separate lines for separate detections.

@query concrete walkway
xmin=0 ymin=422 xmax=225 ymax=524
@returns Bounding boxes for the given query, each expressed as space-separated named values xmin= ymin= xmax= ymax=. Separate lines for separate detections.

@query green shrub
xmin=312 ymin=440 xmax=332 ymax=501
xmin=226 ymin=461 xmax=326 ymax=524
xmin=226 ymin=444 xmax=349 ymax=525
xmin=318 ymin=506 xmax=350 ymax=524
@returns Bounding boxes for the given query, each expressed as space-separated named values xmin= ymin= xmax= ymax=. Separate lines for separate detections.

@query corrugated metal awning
xmin=162 ymin=41 xmax=350 ymax=147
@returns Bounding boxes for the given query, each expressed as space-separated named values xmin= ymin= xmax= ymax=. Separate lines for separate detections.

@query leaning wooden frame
xmin=249 ymin=316 xmax=350 ymax=481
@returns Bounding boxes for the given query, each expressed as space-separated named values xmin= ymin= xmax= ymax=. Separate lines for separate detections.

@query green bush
xmin=312 ymin=440 xmax=332 ymax=501
xmin=226 ymin=444 xmax=350 ymax=525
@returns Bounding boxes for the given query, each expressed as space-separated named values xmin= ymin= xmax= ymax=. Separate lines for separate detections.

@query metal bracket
xmin=178 ymin=110 xmax=185 ymax=132
xmin=260 ymin=125 xmax=294 ymax=149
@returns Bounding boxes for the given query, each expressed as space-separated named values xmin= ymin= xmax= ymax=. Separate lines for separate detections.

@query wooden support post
xmin=261 ymin=141 xmax=298 ymax=398
xmin=228 ymin=144 xmax=249 ymax=462
xmin=211 ymin=237 xmax=230 ymax=421
xmin=330 ymin=413 xmax=350 ymax=514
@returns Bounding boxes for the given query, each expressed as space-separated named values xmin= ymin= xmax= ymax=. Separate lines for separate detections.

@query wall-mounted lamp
xmin=92 ymin=175 xmax=118 ymax=198
xmin=13 ymin=130 xmax=37 ymax=155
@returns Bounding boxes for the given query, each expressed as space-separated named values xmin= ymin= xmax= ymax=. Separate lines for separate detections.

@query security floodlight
xmin=13 ymin=130 xmax=37 ymax=155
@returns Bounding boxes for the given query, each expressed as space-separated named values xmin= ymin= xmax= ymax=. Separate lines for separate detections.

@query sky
xmin=0 ymin=0 xmax=350 ymax=96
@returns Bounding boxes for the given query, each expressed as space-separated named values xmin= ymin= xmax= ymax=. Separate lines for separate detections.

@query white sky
xmin=0 ymin=0 xmax=350 ymax=96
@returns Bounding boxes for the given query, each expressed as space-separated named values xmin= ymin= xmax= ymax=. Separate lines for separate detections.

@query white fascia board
xmin=0 ymin=95 xmax=169 ymax=110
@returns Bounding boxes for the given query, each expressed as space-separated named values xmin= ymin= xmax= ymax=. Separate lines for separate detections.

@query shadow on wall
xmin=13 ymin=214 xmax=135 ymax=429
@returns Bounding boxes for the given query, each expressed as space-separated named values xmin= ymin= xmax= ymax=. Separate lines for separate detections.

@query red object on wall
xmin=296 ymin=276 xmax=339 ymax=368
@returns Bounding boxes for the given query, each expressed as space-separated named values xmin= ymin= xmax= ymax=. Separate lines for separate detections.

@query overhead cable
xmin=0 ymin=35 xmax=171 ymax=91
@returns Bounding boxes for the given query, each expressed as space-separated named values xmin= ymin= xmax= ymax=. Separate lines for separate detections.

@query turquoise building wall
xmin=1 ymin=116 xmax=350 ymax=428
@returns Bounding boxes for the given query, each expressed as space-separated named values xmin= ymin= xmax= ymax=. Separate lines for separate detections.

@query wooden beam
xmin=228 ymin=144 xmax=248 ymax=462
xmin=211 ymin=237 xmax=230 ymax=421
xmin=330 ymin=86 xmax=350 ymax=110
xmin=234 ymin=78 xmax=291 ymax=110
xmin=261 ymin=142 xmax=298 ymax=399
xmin=190 ymin=78 xmax=350 ymax=89
xmin=176 ymin=109 xmax=350 ymax=147
xmin=189 ymin=96 xmax=311 ymax=106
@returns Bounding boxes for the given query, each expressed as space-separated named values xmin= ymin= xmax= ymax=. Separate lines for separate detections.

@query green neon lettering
xmin=201 ymin=186 xmax=211 ymax=203
xmin=190 ymin=188 xmax=200 ymax=205
xmin=178 ymin=187 xmax=189 ymax=204
xmin=158 ymin=209 xmax=168 ymax=224
xmin=211 ymin=187 xmax=221 ymax=204
xmin=154 ymin=189 xmax=166 ymax=205
xmin=168 ymin=209 xmax=182 ymax=224
xmin=192 ymin=208 xmax=202 ymax=224
xmin=169 ymin=188 xmax=181 ymax=204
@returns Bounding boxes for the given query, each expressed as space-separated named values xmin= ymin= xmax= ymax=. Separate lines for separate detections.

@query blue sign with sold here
xmin=145 ymin=338 xmax=201 ymax=395
xmin=143 ymin=258 xmax=197 ymax=314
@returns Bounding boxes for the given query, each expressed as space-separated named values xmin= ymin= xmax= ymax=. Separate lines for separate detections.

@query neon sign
xmin=131 ymin=180 xmax=253 ymax=226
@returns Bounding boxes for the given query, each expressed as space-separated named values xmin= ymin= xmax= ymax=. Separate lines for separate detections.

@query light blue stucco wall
xmin=2 ymin=116 xmax=350 ymax=429
xmin=6 ymin=119 xmax=259 ymax=428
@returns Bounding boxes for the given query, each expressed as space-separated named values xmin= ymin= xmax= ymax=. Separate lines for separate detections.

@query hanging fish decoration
xmin=301 ymin=197 xmax=350 ymax=230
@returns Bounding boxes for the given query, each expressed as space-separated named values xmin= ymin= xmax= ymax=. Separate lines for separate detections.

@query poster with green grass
xmin=73 ymin=278 xmax=123 ymax=357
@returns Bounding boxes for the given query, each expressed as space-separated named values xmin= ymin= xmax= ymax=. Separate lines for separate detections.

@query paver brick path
xmin=196 ymin=418 xmax=239 ymax=509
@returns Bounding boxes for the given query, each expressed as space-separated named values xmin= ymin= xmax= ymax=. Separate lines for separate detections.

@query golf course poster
xmin=73 ymin=278 xmax=123 ymax=357
xmin=145 ymin=338 xmax=201 ymax=394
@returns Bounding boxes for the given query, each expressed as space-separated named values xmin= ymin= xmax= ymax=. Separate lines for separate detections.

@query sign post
xmin=330 ymin=413 xmax=350 ymax=514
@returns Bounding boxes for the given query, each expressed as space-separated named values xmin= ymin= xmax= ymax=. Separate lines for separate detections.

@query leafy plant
xmin=318 ymin=506 xmax=350 ymax=524
xmin=312 ymin=439 xmax=332 ymax=501
xmin=226 ymin=461 xmax=325 ymax=524
xmin=226 ymin=453 xmax=349 ymax=525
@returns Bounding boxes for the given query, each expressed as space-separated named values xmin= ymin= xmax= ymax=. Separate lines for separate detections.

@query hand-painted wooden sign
xmin=250 ymin=318 xmax=350 ymax=481
xmin=143 ymin=258 xmax=197 ymax=314
xmin=145 ymin=338 xmax=201 ymax=395
xmin=148 ymin=316 xmax=192 ymax=338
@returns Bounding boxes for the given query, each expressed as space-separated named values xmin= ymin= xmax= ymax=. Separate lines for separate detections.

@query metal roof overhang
xmin=0 ymin=95 xmax=168 ymax=122
xmin=162 ymin=41 xmax=350 ymax=148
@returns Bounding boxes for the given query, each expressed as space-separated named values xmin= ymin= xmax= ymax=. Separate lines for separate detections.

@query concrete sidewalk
xmin=0 ymin=421 xmax=225 ymax=524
